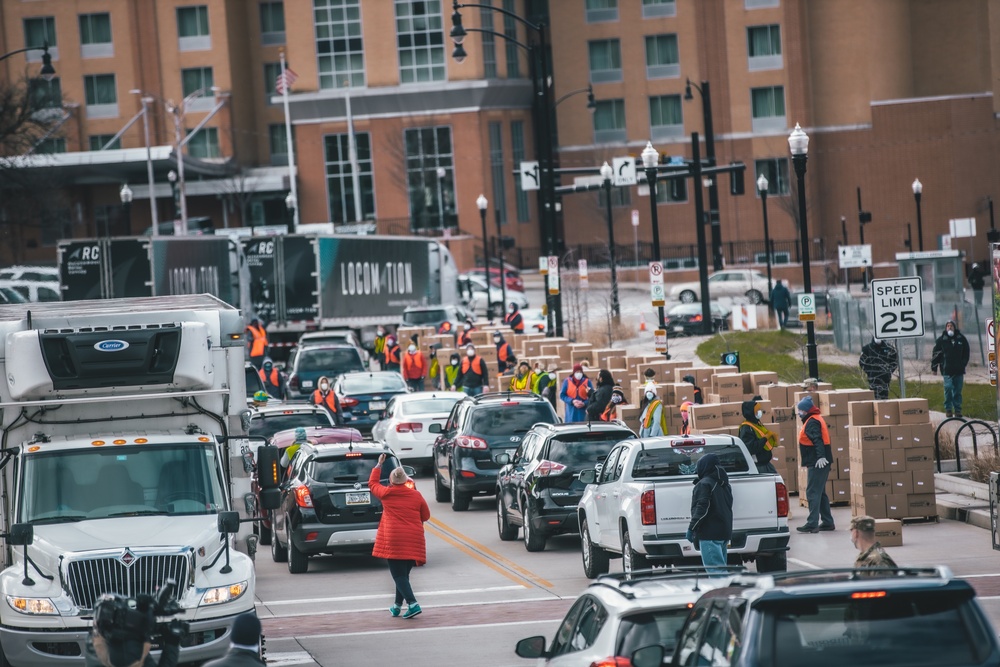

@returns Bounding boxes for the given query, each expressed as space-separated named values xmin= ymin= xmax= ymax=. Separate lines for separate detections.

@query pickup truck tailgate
xmin=654 ymin=474 xmax=781 ymax=535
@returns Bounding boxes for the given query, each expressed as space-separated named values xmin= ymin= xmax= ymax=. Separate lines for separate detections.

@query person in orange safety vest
xmin=383 ymin=335 xmax=401 ymax=372
xmin=457 ymin=318 xmax=475 ymax=347
xmin=258 ymin=357 xmax=286 ymax=400
xmin=493 ymin=331 xmax=516 ymax=375
xmin=311 ymin=375 xmax=341 ymax=425
xmin=504 ymin=303 xmax=525 ymax=333
xmin=600 ymin=386 xmax=627 ymax=421
xmin=560 ymin=364 xmax=592 ymax=423
xmin=402 ymin=336 xmax=428 ymax=391
xmin=246 ymin=318 xmax=268 ymax=369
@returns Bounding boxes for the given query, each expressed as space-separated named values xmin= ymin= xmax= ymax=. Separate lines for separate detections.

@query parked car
xmin=468 ymin=265 xmax=525 ymax=292
xmin=668 ymin=270 xmax=770 ymax=304
xmin=496 ymin=422 xmax=636 ymax=552
xmin=269 ymin=440 xmax=415 ymax=573
xmin=460 ymin=273 xmax=529 ymax=318
xmin=515 ymin=569 xmax=734 ymax=667
xmin=371 ymin=391 xmax=463 ymax=471
xmin=664 ymin=302 xmax=731 ymax=336
xmin=0 ymin=265 xmax=59 ymax=282
xmin=433 ymin=392 xmax=559 ymax=512
xmin=0 ymin=280 xmax=60 ymax=302
xmin=0 ymin=287 xmax=28 ymax=305
xmin=295 ymin=329 xmax=369 ymax=363
xmin=285 ymin=343 xmax=366 ymax=400
xmin=249 ymin=425 xmax=363 ymax=546
xmin=402 ymin=304 xmax=471 ymax=331
xmin=249 ymin=404 xmax=335 ymax=441
xmin=333 ymin=371 xmax=410 ymax=433
xmin=673 ymin=566 xmax=999 ymax=667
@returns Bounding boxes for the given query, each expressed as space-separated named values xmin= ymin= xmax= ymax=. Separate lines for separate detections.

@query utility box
xmin=895 ymin=250 xmax=964 ymax=304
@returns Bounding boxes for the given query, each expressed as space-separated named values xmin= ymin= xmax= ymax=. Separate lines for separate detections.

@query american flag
xmin=275 ymin=67 xmax=298 ymax=95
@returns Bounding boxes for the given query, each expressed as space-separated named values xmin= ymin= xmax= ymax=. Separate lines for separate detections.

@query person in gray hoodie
xmin=686 ymin=453 xmax=733 ymax=573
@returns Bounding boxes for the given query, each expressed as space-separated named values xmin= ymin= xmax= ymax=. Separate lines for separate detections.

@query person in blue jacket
xmin=559 ymin=364 xmax=593 ymax=423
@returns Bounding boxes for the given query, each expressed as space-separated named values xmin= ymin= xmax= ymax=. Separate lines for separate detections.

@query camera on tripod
xmin=89 ymin=579 xmax=187 ymax=667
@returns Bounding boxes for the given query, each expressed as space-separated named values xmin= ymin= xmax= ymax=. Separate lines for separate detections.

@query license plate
xmin=673 ymin=326 xmax=685 ymax=332
xmin=345 ymin=492 xmax=370 ymax=505
xmin=302 ymin=380 xmax=314 ymax=388
xmin=370 ymin=401 xmax=386 ymax=410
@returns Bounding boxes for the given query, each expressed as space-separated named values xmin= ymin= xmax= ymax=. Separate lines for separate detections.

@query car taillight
xmin=288 ymin=374 xmax=299 ymax=390
xmin=589 ymin=658 xmax=632 ymax=667
xmin=455 ymin=435 xmax=488 ymax=449
xmin=294 ymin=485 xmax=313 ymax=508
xmin=640 ymin=490 xmax=656 ymax=525
xmin=396 ymin=422 xmax=424 ymax=433
xmin=340 ymin=396 xmax=360 ymax=407
xmin=776 ymin=482 xmax=789 ymax=518
xmin=691 ymin=314 xmax=703 ymax=322
xmin=536 ymin=460 xmax=567 ymax=476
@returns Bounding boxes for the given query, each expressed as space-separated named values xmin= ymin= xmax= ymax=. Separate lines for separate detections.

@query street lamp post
xmin=118 ymin=183 xmax=133 ymax=236
xmin=130 ymin=91 xmax=160 ymax=236
xmin=789 ymin=123 xmax=819 ymax=379
xmin=757 ymin=174 xmax=774 ymax=321
xmin=477 ymin=194 xmax=490 ymax=315
xmin=167 ymin=170 xmax=178 ymax=224
xmin=493 ymin=200 xmax=508 ymax=315
xmin=285 ymin=192 xmax=297 ymax=231
xmin=641 ymin=142 xmax=668 ymax=354
xmin=600 ymin=162 xmax=621 ymax=322
xmin=0 ymin=43 xmax=56 ymax=80
xmin=165 ymin=86 xmax=220 ymax=235
xmin=436 ymin=166 xmax=447 ymax=230
xmin=912 ymin=178 xmax=924 ymax=252
xmin=685 ymin=79 xmax=724 ymax=270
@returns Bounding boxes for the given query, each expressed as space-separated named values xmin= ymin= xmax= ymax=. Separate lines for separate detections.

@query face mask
xmin=377 ymin=329 xmax=385 ymax=336
xmin=645 ymin=392 xmax=656 ymax=401
xmin=798 ymin=412 xmax=807 ymax=420
xmin=464 ymin=324 xmax=471 ymax=331
xmin=517 ymin=371 xmax=525 ymax=379
xmin=611 ymin=395 xmax=622 ymax=404
xmin=574 ymin=372 xmax=583 ymax=381
xmin=947 ymin=330 xmax=955 ymax=337
xmin=451 ymin=359 xmax=459 ymax=366
xmin=756 ymin=410 xmax=764 ymax=419
xmin=408 ymin=345 xmax=417 ymax=353
xmin=467 ymin=349 xmax=475 ymax=357
xmin=508 ymin=306 xmax=515 ymax=313
xmin=320 ymin=383 xmax=329 ymax=391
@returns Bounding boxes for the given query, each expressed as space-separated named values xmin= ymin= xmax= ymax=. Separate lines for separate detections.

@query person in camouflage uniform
xmin=851 ymin=515 xmax=898 ymax=570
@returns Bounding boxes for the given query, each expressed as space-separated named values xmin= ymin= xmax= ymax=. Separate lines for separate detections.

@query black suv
xmin=672 ymin=566 xmax=1000 ymax=667
xmin=433 ymin=392 xmax=559 ymax=512
xmin=270 ymin=441 xmax=414 ymax=574
xmin=496 ymin=422 xmax=635 ymax=552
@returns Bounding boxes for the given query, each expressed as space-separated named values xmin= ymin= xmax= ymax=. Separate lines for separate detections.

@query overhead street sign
xmin=797 ymin=293 xmax=816 ymax=321
xmin=612 ymin=157 xmax=637 ymax=186
xmin=520 ymin=161 xmax=540 ymax=191
xmin=871 ymin=276 xmax=924 ymax=339
xmin=838 ymin=244 xmax=872 ymax=269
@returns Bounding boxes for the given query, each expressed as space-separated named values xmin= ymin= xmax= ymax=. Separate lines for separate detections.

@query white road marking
xmin=259 ymin=595 xmax=562 ymax=619
xmin=259 ymin=584 xmax=525 ymax=607
xmin=262 ymin=651 xmax=316 ymax=666
xmin=788 ymin=558 xmax=822 ymax=570
xmin=275 ymin=618 xmax=564 ymax=641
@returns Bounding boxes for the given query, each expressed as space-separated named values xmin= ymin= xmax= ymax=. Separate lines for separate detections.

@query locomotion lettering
xmin=339 ymin=262 xmax=414 ymax=296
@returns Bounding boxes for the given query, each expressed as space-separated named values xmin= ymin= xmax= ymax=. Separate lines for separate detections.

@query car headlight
xmin=200 ymin=581 xmax=248 ymax=606
xmin=6 ymin=596 xmax=57 ymax=615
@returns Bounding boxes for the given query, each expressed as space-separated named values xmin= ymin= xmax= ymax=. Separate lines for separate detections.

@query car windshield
xmin=341 ymin=374 xmax=408 ymax=394
xmin=549 ymin=432 xmax=634 ymax=467
xmin=19 ymin=444 xmax=225 ymax=522
xmin=311 ymin=453 xmax=395 ymax=484
xmin=300 ymin=334 xmax=350 ymax=346
xmin=470 ymin=403 xmax=555 ymax=437
xmin=617 ymin=608 xmax=691 ymax=659
xmin=404 ymin=309 xmax=447 ymax=325
xmin=764 ymin=588 xmax=992 ymax=667
xmin=400 ymin=397 xmax=461 ymax=415
xmin=297 ymin=348 xmax=364 ymax=374
xmin=251 ymin=412 xmax=333 ymax=439
xmin=632 ymin=443 xmax=750 ymax=478
xmin=0 ymin=287 xmax=28 ymax=304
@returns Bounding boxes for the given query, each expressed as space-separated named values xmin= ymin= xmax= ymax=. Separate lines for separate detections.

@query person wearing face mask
xmin=638 ymin=382 xmax=667 ymax=437
xmin=504 ymin=302 xmax=525 ymax=333
xmin=586 ymin=369 xmax=616 ymax=422
xmin=859 ymin=335 xmax=898 ymax=400
xmin=457 ymin=318 xmax=475 ymax=347
xmin=456 ymin=345 xmax=489 ymax=395
xmin=796 ymin=395 xmax=834 ymax=533
xmin=739 ymin=396 xmax=778 ymax=473
xmin=258 ymin=358 xmax=286 ymax=400
xmin=509 ymin=361 xmax=535 ymax=392
xmin=383 ymin=335 xmax=401 ymax=372
xmin=931 ymin=320 xmax=970 ymax=418
xmin=600 ymin=386 xmax=627 ymax=421
xmin=445 ymin=353 xmax=462 ymax=391
xmin=372 ymin=326 xmax=388 ymax=368
xmin=427 ymin=344 xmax=441 ymax=390
xmin=533 ymin=362 xmax=558 ymax=409
xmin=494 ymin=331 xmax=516 ymax=376
xmin=560 ymin=364 xmax=593 ymax=423
xmin=679 ymin=401 xmax=693 ymax=436
xmin=311 ymin=376 xmax=341 ymax=424
xmin=682 ymin=375 xmax=704 ymax=405
xmin=401 ymin=336 xmax=428 ymax=392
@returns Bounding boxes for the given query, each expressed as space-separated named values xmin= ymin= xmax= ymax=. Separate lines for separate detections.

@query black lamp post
xmin=491 ymin=197 xmax=508 ymax=314
xmin=600 ymin=161 xmax=621 ymax=321
xmin=118 ymin=183 xmax=133 ymax=236
xmin=0 ymin=43 xmax=56 ymax=80
xmin=912 ymin=178 xmax=924 ymax=252
xmin=641 ymin=142 xmax=668 ymax=354
xmin=685 ymin=79 xmax=723 ymax=271
xmin=757 ymin=173 xmax=774 ymax=320
xmin=476 ymin=194 xmax=491 ymax=313
xmin=789 ymin=123 xmax=819 ymax=380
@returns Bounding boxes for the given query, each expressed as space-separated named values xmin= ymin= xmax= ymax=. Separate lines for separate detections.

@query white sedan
xmin=668 ymin=269 xmax=771 ymax=304
xmin=371 ymin=391 xmax=463 ymax=471
xmin=459 ymin=273 xmax=529 ymax=318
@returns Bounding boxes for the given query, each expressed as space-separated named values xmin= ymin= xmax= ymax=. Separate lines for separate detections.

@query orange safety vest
xmin=259 ymin=368 xmax=280 ymax=387
xmin=384 ymin=344 xmax=400 ymax=366
xmin=312 ymin=389 xmax=338 ymax=413
xmin=505 ymin=311 xmax=525 ymax=333
xmin=497 ymin=342 xmax=513 ymax=362
xmin=438 ymin=321 xmax=452 ymax=334
xmin=461 ymin=356 xmax=485 ymax=377
xmin=565 ymin=379 xmax=589 ymax=401
xmin=600 ymin=401 xmax=617 ymax=421
xmin=798 ymin=414 xmax=831 ymax=446
xmin=247 ymin=324 xmax=267 ymax=357
xmin=402 ymin=351 xmax=427 ymax=380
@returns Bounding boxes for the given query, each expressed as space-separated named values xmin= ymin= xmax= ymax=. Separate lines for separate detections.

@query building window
xmin=395 ymin=0 xmax=445 ymax=84
xmin=649 ymin=94 xmax=683 ymax=142
xmin=642 ymin=0 xmax=676 ymax=19
xmin=480 ymin=3 xmax=497 ymax=79
xmin=746 ymin=0 xmax=780 ymax=8
xmin=645 ymin=34 xmax=679 ymax=79
xmin=315 ymin=0 xmax=365 ymax=89
xmin=186 ymin=127 xmax=220 ymax=158
xmin=325 ymin=132 xmax=375 ymax=223
xmin=747 ymin=24 xmax=781 ymax=70
xmin=593 ymin=99 xmax=626 ymax=144
xmin=29 ymin=77 xmax=61 ymax=111
xmin=79 ymin=13 xmax=112 ymax=58
xmin=177 ymin=6 xmax=211 ymax=51
xmin=654 ymin=177 xmax=687 ymax=204
xmin=586 ymin=0 xmax=618 ymax=23
xmin=511 ymin=121 xmax=529 ymax=223
xmin=488 ymin=123 xmax=507 ymax=226
xmin=84 ymin=74 xmax=118 ymax=119
xmin=404 ymin=126 xmax=455 ymax=230
xmin=754 ymin=158 xmax=790 ymax=196
xmin=589 ymin=40 xmax=622 ymax=84
xmin=89 ymin=134 xmax=121 ymax=151
xmin=40 ymin=209 xmax=72 ymax=246
xmin=35 ymin=137 xmax=66 ymax=155
xmin=23 ymin=17 xmax=58 ymax=62
xmin=182 ymin=67 xmax=215 ymax=111
xmin=263 ymin=62 xmax=282 ymax=103
xmin=503 ymin=0 xmax=520 ymax=78
xmin=751 ymin=86 xmax=786 ymax=133
xmin=268 ymin=124 xmax=289 ymax=165
xmin=260 ymin=2 xmax=286 ymax=45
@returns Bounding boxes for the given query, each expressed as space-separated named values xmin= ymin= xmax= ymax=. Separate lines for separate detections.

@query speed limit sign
xmin=871 ymin=277 xmax=924 ymax=339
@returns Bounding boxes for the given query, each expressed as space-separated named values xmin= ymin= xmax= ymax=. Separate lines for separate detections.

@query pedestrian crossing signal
xmin=721 ymin=351 xmax=740 ymax=371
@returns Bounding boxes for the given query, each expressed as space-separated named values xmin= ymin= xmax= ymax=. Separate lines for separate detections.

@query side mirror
xmin=7 ymin=523 xmax=32 ymax=546
xmin=496 ymin=453 xmax=510 ymax=465
xmin=631 ymin=645 xmax=665 ymax=667
xmin=218 ymin=511 xmax=240 ymax=534
xmin=429 ymin=423 xmax=443 ymax=434
xmin=579 ymin=469 xmax=597 ymax=484
xmin=256 ymin=445 xmax=281 ymax=490
xmin=514 ymin=636 xmax=546 ymax=659
xmin=402 ymin=465 xmax=417 ymax=477
xmin=259 ymin=488 xmax=282 ymax=511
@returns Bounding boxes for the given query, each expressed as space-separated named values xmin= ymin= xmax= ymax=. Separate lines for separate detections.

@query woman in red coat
xmin=369 ymin=453 xmax=430 ymax=619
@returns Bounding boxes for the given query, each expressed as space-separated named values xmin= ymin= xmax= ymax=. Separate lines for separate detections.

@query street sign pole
xmin=896 ymin=338 xmax=906 ymax=398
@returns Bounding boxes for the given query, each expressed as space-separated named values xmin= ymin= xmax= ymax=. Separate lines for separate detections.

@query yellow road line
xmin=427 ymin=517 xmax=554 ymax=590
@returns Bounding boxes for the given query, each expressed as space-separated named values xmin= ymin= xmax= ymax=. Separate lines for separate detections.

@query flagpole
xmin=280 ymin=50 xmax=300 ymax=231
xmin=344 ymin=87 xmax=363 ymax=224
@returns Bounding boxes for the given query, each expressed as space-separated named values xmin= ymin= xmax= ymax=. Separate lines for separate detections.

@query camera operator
xmin=203 ymin=613 xmax=264 ymax=666
xmin=84 ymin=594 xmax=183 ymax=667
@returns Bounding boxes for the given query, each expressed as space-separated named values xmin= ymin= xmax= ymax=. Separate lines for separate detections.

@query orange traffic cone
xmin=639 ymin=313 xmax=647 ymax=333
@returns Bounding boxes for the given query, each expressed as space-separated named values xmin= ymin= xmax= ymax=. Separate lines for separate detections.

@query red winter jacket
xmin=368 ymin=466 xmax=430 ymax=565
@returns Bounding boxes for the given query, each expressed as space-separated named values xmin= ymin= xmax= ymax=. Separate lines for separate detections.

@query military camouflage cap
xmin=850 ymin=515 xmax=876 ymax=532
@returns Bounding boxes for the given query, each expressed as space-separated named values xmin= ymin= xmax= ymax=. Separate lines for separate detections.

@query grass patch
xmin=696 ymin=330 xmax=997 ymax=420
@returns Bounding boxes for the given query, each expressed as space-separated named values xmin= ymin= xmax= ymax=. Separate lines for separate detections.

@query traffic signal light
xmin=729 ymin=163 xmax=745 ymax=195
xmin=721 ymin=351 xmax=740 ymax=372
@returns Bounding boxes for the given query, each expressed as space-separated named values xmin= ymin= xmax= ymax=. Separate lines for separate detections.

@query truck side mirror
xmin=218 ymin=511 xmax=240 ymax=534
xmin=579 ymin=469 xmax=597 ymax=484
xmin=7 ymin=523 xmax=32 ymax=546
xmin=259 ymin=488 xmax=282 ymax=511
xmin=256 ymin=445 xmax=281 ymax=490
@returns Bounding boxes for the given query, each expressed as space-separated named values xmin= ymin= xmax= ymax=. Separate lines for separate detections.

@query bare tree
xmin=217 ymin=164 xmax=259 ymax=229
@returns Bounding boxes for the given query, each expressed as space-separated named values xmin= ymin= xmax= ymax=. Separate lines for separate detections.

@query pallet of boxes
xmin=848 ymin=397 xmax=936 ymax=545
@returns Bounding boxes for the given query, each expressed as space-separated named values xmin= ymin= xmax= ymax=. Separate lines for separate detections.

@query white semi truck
xmin=0 ymin=294 xmax=265 ymax=665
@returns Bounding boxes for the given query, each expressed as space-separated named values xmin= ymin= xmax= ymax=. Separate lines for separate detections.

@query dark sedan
xmin=663 ymin=302 xmax=731 ymax=336
xmin=334 ymin=371 xmax=409 ymax=433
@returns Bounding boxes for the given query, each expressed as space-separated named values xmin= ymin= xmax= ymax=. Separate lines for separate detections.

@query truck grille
xmin=65 ymin=552 xmax=189 ymax=610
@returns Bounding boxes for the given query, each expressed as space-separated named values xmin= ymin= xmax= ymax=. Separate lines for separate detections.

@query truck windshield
xmin=403 ymin=309 xmax=447 ymax=326
xmin=19 ymin=444 xmax=226 ymax=523
xmin=632 ymin=443 xmax=750 ymax=478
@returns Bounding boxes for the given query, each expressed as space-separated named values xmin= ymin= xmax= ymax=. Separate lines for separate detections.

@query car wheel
xmin=581 ymin=520 xmax=610 ymax=578
xmin=270 ymin=521 xmax=288 ymax=563
xmin=497 ymin=497 xmax=518 ymax=541
xmin=522 ymin=500 xmax=546 ymax=552
xmin=450 ymin=470 xmax=470 ymax=512
xmin=621 ymin=527 xmax=649 ymax=576
xmin=679 ymin=290 xmax=697 ymax=304
xmin=258 ymin=513 xmax=272 ymax=546
xmin=757 ymin=551 xmax=788 ymax=573
xmin=434 ymin=470 xmax=449 ymax=503
xmin=287 ymin=525 xmax=309 ymax=574
xmin=746 ymin=289 xmax=764 ymax=305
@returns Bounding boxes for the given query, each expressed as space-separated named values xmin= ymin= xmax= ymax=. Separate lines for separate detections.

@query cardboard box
xmin=689 ymin=404 xmax=723 ymax=430
xmin=771 ymin=407 xmax=795 ymax=423
xmin=832 ymin=479 xmax=851 ymax=503
xmin=720 ymin=402 xmax=745 ymax=426
xmin=897 ymin=398 xmax=930 ymax=424
xmin=760 ymin=383 xmax=794 ymax=406
xmin=874 ymin=401 xmax=900 ymax=426
xmin=847 ymin=389 xmax=876 ymax=403
xmin=906 ymin=493 xmax=936 ymax=516
xmin=850 ymin=448 xmax=885 ymax=473
xmin=912 ymin=469 xmax=935 ymax=493
xmin=848 ymin=401 xmax=875 ymax=426
xmin=873 ymin=519 xmax=903 ymax=547
xmin=713 ymin=374 xmax=743 ymax=392
xmin=889 ymin=425 xmax=910 ymax=449
xmin=849 ymin=425 xmax=892 ymax=449
xmin=903 ymin=447 xmax=935 ymax=471
xmin=853 ymin=493 xmax=888 ymax=519
xmin=885 ymin=494 xmax=908 ymax=519
xmin=852 ymin=472 xmax=892 ymax=492
xmin=748 ymin=371 xmax=779 ymax=393
xmin=882 ymin=449 xmax=906 ymax=472
xmin=818 ymin=390 xmax=851 ymax=416
xmin=910 ymin=423 xmax=933 ymax=447
xmin=890 ymin=471 xmax=914 ymax=495
xmin=836 ymin=457 xmax=851 ymax=480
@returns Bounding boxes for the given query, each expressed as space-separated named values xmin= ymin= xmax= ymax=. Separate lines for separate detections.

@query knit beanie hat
xmin=796 ymin=395 xmax=814 ymax=412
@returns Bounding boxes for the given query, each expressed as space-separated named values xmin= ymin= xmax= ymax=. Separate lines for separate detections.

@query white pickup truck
xmin=577 ymin=435 xmax=789 ymax=577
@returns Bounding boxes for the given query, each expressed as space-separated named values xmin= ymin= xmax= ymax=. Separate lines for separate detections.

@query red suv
xmin=470 ymin=266 xmax=524 ymax=292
